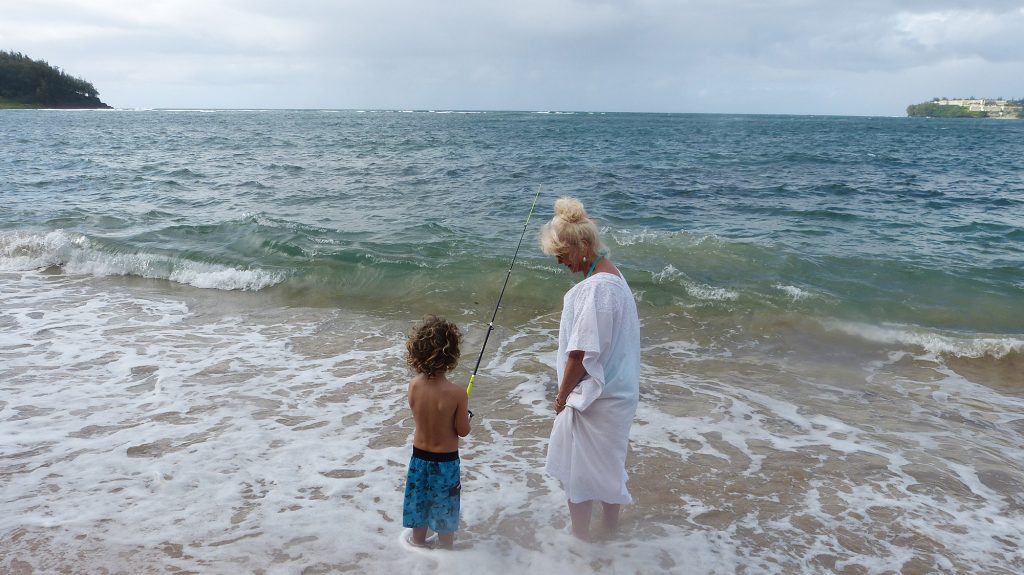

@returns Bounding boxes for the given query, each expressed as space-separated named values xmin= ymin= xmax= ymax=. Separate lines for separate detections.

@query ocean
xmin=1 ymin=109 xmax=1022 ymax=574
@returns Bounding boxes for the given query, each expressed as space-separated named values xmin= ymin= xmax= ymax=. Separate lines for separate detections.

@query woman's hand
xmin=554 ymin=395 xmax=567 ymax=414
xmin=555 ymin=350 xmax=586 ymax=415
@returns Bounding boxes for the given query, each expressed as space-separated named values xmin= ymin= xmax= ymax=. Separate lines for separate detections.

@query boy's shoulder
xmin=411 ymin=375 xmax=464 ymax=395
xmin=436 ymin=376 xmax=466 ymax=396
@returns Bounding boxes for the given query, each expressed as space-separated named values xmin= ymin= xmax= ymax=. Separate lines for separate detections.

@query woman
xmin=539 ymin=196 xmax=641 ymax=541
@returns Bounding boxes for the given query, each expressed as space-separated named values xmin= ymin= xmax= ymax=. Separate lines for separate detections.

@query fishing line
xmin=467 ymin=186 xmax=542 ymax=399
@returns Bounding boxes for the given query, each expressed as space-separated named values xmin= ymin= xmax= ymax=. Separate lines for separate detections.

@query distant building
xmin=932 ymin=98 xmax=1022 ymax=118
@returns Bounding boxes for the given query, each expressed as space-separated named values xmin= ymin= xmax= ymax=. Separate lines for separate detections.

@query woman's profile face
xmin=555 ymin=241 xmax=587 ymax=274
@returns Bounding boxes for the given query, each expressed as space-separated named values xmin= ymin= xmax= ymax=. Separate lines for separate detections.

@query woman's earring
xmin=583 ymin=256 xmax=588 ymax=263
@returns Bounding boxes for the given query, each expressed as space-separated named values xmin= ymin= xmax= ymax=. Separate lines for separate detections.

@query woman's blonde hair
xmin=539 ymin=196 xmax=606 ymax=256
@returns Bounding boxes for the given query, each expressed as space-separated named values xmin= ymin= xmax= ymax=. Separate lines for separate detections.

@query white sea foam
xmin=643 ymin=339 xmax=701 ymax=358
xmin=775 ymin=284 xmax=813 ymax=300
xmin=610 ymin=229 xmax=665 ymax=247
xmin=0 ymin=230 xmax=283 ymax=291
xmin=824 ymin=319 xmax=1024 ymax=359
xmin=3 ymin=271 xmax=1022 ymax=574
xmin=0 ymin=272 xmax=706 ymax=574
xmin=0 ymin=229 xmax=82 ymax=270
xmin=651 ymin=263 xmax=682 ymax=283
xmin=632 ymin=354 xmax=1024 ymax=574
xmin=650 ymin=264 xmax=738 ymax=301
xmin=167 ymin=266 xmax=282 ymax=291
xmin=684 ymin=282 xmax=739 ymax=302
xmin=609 ymin=228 xmax=717 ymax=249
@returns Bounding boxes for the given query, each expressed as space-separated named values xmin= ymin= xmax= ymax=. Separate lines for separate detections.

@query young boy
xmin=402 ymin=316 xmax=472 ymax=550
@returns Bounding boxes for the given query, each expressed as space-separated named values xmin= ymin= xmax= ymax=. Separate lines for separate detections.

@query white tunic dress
xmin=545 ymin=272 xmax=640 ymax=504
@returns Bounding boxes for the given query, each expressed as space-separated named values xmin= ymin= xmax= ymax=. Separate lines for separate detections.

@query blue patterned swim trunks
xmin=402 ymin=447 xmax=461 ymax=534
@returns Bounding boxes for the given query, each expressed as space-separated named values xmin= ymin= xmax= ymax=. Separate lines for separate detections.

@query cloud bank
xmin=2 ymin=0 xmax=1022 ymax=114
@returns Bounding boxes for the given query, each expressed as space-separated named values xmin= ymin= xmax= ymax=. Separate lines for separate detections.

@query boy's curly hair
xmin=406 ymin=315 xmax=462 ymax=377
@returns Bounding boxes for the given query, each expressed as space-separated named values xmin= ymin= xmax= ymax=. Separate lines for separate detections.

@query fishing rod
xmin=467 ymin=186 xmax=543 ymax=398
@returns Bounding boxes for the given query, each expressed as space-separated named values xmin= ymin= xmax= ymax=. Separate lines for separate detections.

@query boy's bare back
xmin=408 ymin=374 xmax=471 ymax=453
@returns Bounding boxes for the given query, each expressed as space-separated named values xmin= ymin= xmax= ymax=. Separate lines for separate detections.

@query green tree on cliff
xmin=906 ymin=102 xmax=985 ymax=118
xmin=0 ymin=50 xmax=111 ymax=108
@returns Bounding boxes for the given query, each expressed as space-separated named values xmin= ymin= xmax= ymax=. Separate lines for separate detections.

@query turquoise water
xmin=2 ymin=109 xmax=1023 ymax=573
xmin=4 ymin=110 xmax=1022 ymax=330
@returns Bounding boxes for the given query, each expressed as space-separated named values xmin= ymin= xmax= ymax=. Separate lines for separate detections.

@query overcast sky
xmin=2 ymin=0 xmax=1022 ymax=115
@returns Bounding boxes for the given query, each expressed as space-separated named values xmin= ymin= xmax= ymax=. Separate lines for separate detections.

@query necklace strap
xmin=585 ymin=254 xmax=603 ymax=278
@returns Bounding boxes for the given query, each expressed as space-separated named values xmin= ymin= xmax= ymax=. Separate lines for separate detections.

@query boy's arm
xmin=454 ymin=388 xmax=471 ymax=437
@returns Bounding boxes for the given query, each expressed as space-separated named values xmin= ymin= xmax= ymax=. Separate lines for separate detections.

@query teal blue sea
xmin=3 ymin=110 xmax=1022 ymax=334
xmin=2 ymin=109 xmax=1023 ymax=574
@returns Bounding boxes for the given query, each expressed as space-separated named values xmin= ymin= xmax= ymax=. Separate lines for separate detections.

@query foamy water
xmin=3 ymin=271 xmax=1023 ymax=574
xmin=3 ymin=104 xmax=1023 ymax=575
xmin=0 ymin=230 xmax=284 ymax=291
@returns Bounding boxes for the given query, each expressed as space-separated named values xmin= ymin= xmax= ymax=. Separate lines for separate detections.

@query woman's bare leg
xmin=601 ymin=502 xmax=621 ymax=534
xmin=568 ymin=500 xmax=593 ymax=541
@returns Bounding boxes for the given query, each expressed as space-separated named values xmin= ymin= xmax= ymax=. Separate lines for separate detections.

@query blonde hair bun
xmin=554 ymin=197 xmax=588 ymax=224
xmin=539 ymin=195 xmax=606 ymax=257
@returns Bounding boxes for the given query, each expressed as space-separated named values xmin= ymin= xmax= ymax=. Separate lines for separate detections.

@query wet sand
xmin=2 ymin=272 xmax=1023 ymax=574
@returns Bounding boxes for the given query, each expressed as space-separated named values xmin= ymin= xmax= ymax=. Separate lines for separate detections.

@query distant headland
xmin=907 ymin=98 xmax=1023 ymax=119
xmin=0 ymin=51 xmax=111 ymax=109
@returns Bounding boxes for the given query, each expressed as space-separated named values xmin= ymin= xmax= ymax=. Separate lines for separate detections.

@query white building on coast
xmin=932 ymin=98 xmax=1022 ymax=118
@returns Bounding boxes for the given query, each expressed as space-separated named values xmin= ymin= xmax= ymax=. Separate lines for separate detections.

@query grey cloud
xmin=4 ymin=0 xmax=1022 ymax=112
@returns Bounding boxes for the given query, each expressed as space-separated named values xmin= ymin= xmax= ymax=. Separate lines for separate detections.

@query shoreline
xmin=2 ymin=270 xmax=1022 ymax=573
